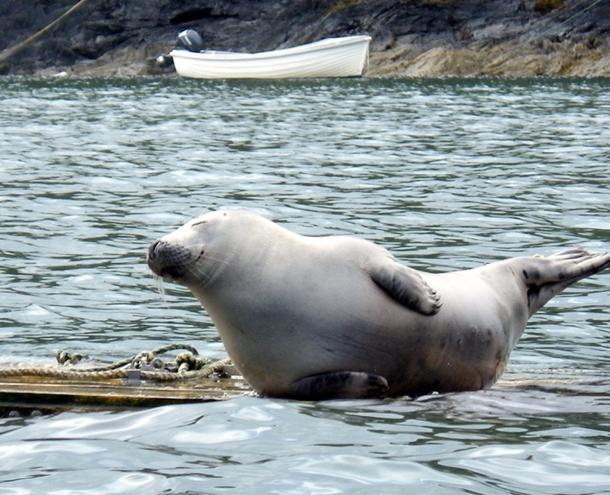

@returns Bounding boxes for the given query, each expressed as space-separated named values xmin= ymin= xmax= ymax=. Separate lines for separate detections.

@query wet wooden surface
xmin=0 ymin=374 xmax=251 ymax=414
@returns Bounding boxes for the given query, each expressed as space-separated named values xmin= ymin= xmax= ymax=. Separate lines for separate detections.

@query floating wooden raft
xmin=0 ymin=374 xmax=250 ymax=414
xmin=0 ymin=345 xmax=251 ymax=414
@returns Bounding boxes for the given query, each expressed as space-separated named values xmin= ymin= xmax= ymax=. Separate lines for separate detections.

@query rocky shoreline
xmin=1 ymin=0 xmax=609 ymax=78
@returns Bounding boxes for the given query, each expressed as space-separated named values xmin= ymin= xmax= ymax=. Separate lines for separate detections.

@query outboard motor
xmin=176 ymin=29 xmax=204 ymax=52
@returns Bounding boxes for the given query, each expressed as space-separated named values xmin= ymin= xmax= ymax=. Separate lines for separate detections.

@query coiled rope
xmin=0 ymin=344 xmax=235 ymax=383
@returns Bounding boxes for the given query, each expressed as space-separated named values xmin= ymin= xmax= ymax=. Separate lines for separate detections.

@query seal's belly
xmin=201 ymin=260 xmax=524 ymax=397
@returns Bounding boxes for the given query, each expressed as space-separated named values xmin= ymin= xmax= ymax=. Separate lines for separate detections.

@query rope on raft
xmin=0 ymin=344 xmax=235 ymax=382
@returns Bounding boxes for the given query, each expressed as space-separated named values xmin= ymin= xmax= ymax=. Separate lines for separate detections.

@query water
xmin=1 ymin=76 xmax=609 ymax=494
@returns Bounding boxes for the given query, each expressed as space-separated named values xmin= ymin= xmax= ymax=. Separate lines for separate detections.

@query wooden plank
xmin=0 ymin=375 xmax=250 ymax=414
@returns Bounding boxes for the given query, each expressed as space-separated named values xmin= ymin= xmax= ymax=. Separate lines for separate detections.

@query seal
xmin=147 ymin=208 xmax=610 ymax=400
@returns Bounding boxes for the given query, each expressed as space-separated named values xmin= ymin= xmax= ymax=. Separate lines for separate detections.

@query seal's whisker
xmin=169 ymin=242 xmax=233 ymax=268
xmin=183 ymin=263 xmax=213 ymax=285
xmin=148 ymin=272 xmax=166 ymax=301
xmin=198 ymin=253 xmax=231 ymax=265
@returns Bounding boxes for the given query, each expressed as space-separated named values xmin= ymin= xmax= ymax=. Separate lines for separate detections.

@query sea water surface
xmin=0 ymin=77 xmax=609 ymax=494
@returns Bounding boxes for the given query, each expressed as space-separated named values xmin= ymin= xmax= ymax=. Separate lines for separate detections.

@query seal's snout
xmin=147 ymin=239 xmax=191 ymax=280
xmin=148 ymin=240 xmax=161 ymax=260
xmin=147 ymin=239 xmax=165 ymax=275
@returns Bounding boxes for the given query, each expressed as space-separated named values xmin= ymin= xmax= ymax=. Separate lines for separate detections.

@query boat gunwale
xmin=169 ymin=35 xmax=371 ymax=62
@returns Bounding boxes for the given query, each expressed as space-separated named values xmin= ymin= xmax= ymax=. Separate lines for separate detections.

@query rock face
xmin=1 ymin=0 xmax=609 ymax=77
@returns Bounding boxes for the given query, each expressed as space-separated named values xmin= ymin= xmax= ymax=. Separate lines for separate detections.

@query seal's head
xmin=147 ymin=209 xmax=234 ymax=286
xmin=147 ymin=208 xmax=271 ymax=290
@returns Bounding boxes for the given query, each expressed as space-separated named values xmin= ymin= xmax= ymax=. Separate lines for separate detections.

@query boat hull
xmin=170 ymin=35 xmax=371 ymax=79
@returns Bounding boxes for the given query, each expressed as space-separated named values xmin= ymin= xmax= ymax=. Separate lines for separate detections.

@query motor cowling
xmin=176 ymin=29 xmax=204 ymax=52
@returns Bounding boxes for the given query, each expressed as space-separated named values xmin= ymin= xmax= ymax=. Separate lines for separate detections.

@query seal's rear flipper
xmin=288 ymin=371 xmax=389 ymax=400
xmin=523 ymin=248 xmax=610 ymax=316
xmin=366 ymin=257 xmax=441 ymax=315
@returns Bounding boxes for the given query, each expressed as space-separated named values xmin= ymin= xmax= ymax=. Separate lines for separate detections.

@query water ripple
xmin=0 ymin=77 xmax=609 ymax=494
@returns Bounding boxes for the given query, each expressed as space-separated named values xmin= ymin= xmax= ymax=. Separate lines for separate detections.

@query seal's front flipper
xmin=288 ymin=371 xmax=389 ymax=400
xmin=366 ymin=257 xmax=441 ymax=315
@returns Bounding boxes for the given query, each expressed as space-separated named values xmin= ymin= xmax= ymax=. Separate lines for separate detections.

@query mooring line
xmin=535 ymin=0 xmax=606 ymax=40
xmin=0 ymin=0 xmax=91 ymax=64
xmin=0 ymin=345 xmax=233 ymax=383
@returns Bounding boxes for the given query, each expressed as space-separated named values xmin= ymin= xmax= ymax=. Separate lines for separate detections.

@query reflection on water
xmin=1 ymin=392 xmax=609 ymax=494
xmin=0 ymin=77 xmax=609 ymax=494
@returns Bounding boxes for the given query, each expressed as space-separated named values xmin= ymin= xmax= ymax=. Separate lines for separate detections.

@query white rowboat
xmin=170 ymin=35 xmax=371 ymax=79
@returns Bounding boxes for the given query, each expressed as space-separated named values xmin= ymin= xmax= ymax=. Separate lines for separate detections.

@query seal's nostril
xmin=148 ymin=240 xmax=161 ymax=261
